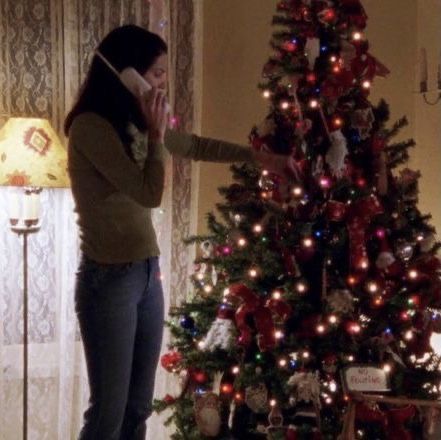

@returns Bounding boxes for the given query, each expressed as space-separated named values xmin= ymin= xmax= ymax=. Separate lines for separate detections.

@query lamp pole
xmin=10 ymin=189 xmax=40 ymax=440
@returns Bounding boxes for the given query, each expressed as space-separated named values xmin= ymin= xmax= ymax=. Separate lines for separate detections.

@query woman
xmin=66 ymin=25 xmax=292 ymax=440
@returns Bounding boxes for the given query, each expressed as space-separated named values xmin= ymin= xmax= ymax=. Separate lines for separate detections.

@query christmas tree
xmin=155 ymin=1 xmax=441 ymax=438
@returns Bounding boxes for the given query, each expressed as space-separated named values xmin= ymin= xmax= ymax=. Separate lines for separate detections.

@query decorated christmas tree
xmin=155 ymin=1 xmax=441 ymax=438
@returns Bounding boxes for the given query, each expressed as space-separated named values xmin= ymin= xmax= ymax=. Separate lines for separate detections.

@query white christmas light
xmin=223 ymin=288 xmax=230 ymax=297
xmin=296 ymin=282 xmax=307 ymax=293
xmin=272 ymin=290 xmax=282 ymax=300
xmin=352 ymin=31 xmax=363 ymax=41
xmin=232 ymin=366 xmax=240 ymax=375
xmin=253 ymin=224 xmax=263 ymax=233
xmin=362 ymin=80 xmax=371 ymax=89
xmin=238 ymin=238 xmax=247 ymax=247
xmin=270 ymin=399 xmax=277 ymax=407
xmin=383 ymin=364 xmax=392 ymax=373
xmin=275 ymin=330 xmax=284 ymax=339
xmin=302 ymin=237 xmax=314 ymax=248
xmin=278 ymin=358 xmax=288 ymax=367
xmin=249 ymin=268 xmax=258 ymax=278
xmin=263 ymin=90 xmax=271 ymax=98
xmin=309 ymin=99 xmax=319 ymax=109
xmin=316 ymin=324 xmax=326 ymax=334
xmin=367 ymin=281 xmax=378 ymax=293
xmin=328 ymin=315 xmax=338 ymax=324
xmin=292 ymin=186 xmax=303 ymax=197
xmin=408 ymin=269 xmax=419 ymax=280
xmin=196 ymin=273 xmax=204 ymax=281
xmin=281 ymin=101 xmax=290 ymax=110
xmin=203 ymin=285 xmax=213 ymax=294
xmin=359 ymin=258 xmax=369 ymax=270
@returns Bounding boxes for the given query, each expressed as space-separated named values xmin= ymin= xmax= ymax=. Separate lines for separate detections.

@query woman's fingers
xmin=137 ymin=87 xmax=169 ymax=142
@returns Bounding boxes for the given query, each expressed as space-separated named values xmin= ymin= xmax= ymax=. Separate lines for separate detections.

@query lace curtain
xmin=0 ymin=0 xmax=198 ymax=438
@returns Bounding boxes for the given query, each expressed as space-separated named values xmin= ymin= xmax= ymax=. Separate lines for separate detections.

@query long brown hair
xmin=64 ymin=25 xmax=167 ymax=147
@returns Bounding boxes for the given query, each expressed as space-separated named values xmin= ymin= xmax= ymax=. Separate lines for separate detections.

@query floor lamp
xmin=0 ymin=117 xmax=70 ymax=440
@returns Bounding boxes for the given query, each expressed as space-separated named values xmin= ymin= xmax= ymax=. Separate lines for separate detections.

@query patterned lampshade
xmin=0 ymin=117 xmax=70 ymax=188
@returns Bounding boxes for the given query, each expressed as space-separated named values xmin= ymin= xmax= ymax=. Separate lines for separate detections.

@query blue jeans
xmin=75 ymin=255 xmax=164 ymax=440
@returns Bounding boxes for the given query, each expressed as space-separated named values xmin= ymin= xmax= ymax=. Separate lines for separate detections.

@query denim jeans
xmin=75 ymin=255 xmax=164 ymax=440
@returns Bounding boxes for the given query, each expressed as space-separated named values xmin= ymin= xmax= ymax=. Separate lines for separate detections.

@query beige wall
xmin=198 ymin=0 xmax=441 ymax=234
xmin=416 ymin=0 xmax=441 ymax=231
xmin=198 ymin=0 xmax=278 ymax=233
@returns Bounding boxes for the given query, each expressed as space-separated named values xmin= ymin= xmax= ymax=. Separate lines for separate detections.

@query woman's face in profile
xmin=143 ymin=53 xmax=167 ymax=90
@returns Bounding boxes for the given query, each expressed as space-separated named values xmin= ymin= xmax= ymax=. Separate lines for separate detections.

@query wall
xmin=198 ymin=0 xmax=278 ymax=234
xmin=416 ymin=0 xmax=441 ymax=232
xmin=198 ymin=0 xmax=441 ymax=234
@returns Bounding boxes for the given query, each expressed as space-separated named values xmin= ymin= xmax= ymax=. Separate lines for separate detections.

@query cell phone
xmin=96 ymin=51 xmax=170 ymax=113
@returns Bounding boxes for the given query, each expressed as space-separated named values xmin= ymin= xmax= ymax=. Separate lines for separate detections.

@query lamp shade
xmin=0 ymin=117 xmax=70 ymax=188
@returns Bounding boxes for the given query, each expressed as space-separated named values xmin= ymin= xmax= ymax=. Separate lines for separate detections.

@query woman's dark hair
xmin=64 ymin=25 xmax=167 ymax=147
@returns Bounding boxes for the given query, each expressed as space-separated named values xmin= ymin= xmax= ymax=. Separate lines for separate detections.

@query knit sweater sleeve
xmin=69 ymin=112 xmax=166 ymax=208
xmin=164 ymin=129 xmax=255 ymax=163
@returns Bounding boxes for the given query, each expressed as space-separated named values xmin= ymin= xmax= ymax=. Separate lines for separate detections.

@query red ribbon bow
xmin=229 ymin=283 xmax=292 ymax=351
xmin=347 ymin=195 xmax=384 ymax=271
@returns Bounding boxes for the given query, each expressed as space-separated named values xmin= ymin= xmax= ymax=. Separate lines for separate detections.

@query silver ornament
xmin=258 ymin=174 xmax=276 ymax=192
xmin=395 ymin=241 xmax=414 ymax=262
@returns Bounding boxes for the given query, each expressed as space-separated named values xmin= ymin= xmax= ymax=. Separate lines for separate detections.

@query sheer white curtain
xmin=0 ymin=0 xmax=199 ymax=438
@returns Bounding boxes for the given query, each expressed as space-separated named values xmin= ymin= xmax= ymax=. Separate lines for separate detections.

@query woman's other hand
xmin=138 ymin=87 xmax=168 ymax=144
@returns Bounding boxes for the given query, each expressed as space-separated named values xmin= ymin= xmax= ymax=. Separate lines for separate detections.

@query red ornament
xmin=163 ymin=394 xmax=177 ymax=404
xmin=282 ymin=40 xmax=297 ymax=52
xmin=286 ymin=427 xmax=298 ymax=440
xmin=192 ymin=369 xmax=208 ymax=384
xmin=326 ymin=200 xmax=347 ymax=222
xmin=318 ymin=8 xmax=337 ymax=25
xmin=161 ymin=351 xmax=183 ymax=372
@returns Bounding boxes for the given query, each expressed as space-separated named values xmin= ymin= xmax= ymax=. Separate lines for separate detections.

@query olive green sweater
xmin=67 ymin=112 xmax=254 ymax=263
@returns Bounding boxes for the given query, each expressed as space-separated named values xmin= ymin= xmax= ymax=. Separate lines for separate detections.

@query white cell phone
xmin=96 ymin=51 xmax=170 ymax=113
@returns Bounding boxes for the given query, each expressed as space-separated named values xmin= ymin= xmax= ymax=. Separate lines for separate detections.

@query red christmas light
xmin=282 ymin=40 xmax=297 ymax=52
xmin=221 ymin=383 xmax=234 ymax=394
xmin=306 ymin=72 xmax=317 ymax=83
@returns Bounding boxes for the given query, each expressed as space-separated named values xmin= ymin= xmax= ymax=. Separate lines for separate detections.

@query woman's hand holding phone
xmin=138 ymin=87 xmax=169 ymax=144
